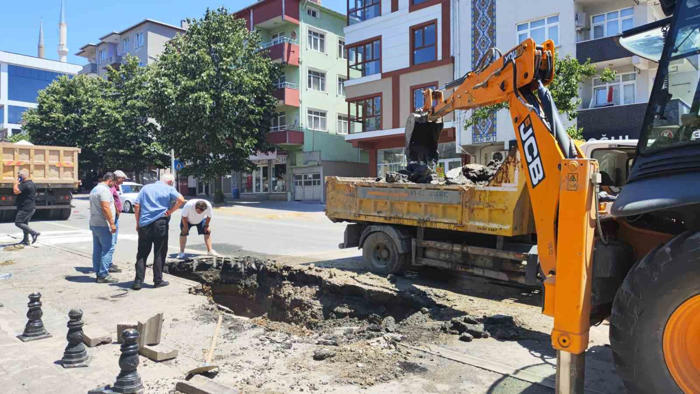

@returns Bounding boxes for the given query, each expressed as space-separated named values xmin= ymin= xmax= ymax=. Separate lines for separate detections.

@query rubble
xmin=313 ymin=348 xmax=337 ymax=361
xmin=376 ymin=158 xmax=504 ymax=185
xmin=442 ymin=313 xmax=528 ymax=341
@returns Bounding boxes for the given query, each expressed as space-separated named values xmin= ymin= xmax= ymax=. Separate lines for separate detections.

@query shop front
xmin=239 ymin=150 xmax=290 ymax=200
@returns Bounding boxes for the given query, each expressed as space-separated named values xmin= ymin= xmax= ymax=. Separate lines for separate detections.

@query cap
xmin=113 ymin=170 xmax=127 ymax=179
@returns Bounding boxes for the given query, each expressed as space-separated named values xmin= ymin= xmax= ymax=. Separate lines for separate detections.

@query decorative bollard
xmin=17 ymin=292 xmax=51 ymax=342
xmin=60 ymin=309 xmax=89 ymax=368
xmin=113 ymin=328 xmax=144 ymax=393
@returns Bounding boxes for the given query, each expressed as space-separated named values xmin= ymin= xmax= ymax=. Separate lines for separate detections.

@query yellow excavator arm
xmin=411 ymin=38 xmax=599 ymax=392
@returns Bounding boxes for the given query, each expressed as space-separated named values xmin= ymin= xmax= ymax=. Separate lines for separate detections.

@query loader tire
xmin=362 ymin=231 xmax=408 ymax=275
xmin=610 ymin=231 xmax=700 ymax=394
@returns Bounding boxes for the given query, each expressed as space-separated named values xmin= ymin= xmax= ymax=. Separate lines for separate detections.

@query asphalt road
xmin=0 ymin=196 xmax=359 ymax=268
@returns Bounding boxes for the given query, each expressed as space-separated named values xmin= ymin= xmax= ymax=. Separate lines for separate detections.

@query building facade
xmin=453 ymin=0 xmax=664 ymax=161
xmin=343 ymin=0 xmax=461 ymax=178
xmin=76 ymin=19 xmax=185 ymax=78
xmin=0 ymin=51 xmax=82 ymax=138
xmin=234 ymin=0 xmax=368 ymax=202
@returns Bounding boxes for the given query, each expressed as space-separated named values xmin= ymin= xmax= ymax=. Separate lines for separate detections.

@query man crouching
xmin=177 ymin=199 xmax=219 ymax=259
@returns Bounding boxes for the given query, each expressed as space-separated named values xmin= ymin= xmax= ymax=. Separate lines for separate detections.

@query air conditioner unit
xmin=489 ymin=151 xmax=508 ymax=163
xmin=575 ymin=12 xmax=588 ymax=30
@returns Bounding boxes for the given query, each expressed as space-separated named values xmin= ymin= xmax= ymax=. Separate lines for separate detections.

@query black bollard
xmin=60 ymin=309 xmax=89 ymax=368
xmin=112 ymin=328 xmax=144 ymax=393
xmin=17 ymin=292 xmax=51 ymax=342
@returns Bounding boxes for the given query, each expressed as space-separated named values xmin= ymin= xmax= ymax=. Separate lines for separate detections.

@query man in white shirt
xmin=178 ymin=199 xmax=218 ymax=258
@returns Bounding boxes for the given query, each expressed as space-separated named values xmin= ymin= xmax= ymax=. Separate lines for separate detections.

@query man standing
xmin=89 ymin=172 xmax=118 ymax=283
xmin=177 ymin=199 xmax=219 ymax=259
xmin=13 ymin=169 xmax=40 ymax=245
xmin=132 ymin=174 xmax=185 ymax=290
xmin=107 ymin=170 xmax=128 ymax=273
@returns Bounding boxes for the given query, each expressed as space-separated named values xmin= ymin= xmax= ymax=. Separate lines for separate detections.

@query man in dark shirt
xmin=13 ymin=169 xmax=40 ymax=245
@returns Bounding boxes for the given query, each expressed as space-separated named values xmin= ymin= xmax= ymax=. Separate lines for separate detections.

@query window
xmin=135 ymin=32 xmax=145 ymax=48
xmin=307 ymin=109 xmax=327 ymax=131
xmin=517 ymin=15 xmax=559 ymax=46
xmin=271 ymin=113 xmax=287 ymax=131
xmin=411 ymin=22 xmax=437 ymax=65
xmin=412 ymin=84 xmax=438 ymax=111
xmin=592 ymin=73 xmax=636 ymax=107
xmin=348 ymin=39 xmax=381 ymax=76
xmin=349 ymin=95 xmax=381 ymax=133
xmin=308 ymin=70 xmax=326 ymax=91
xmin=592 ymin=7 xmax=634 ymax=39
xmin=337 ymin=76 xmax=347 ymax=96
xmin=271 ymin=32 xmax=286 ymax=45
xmin=308 ymin=30 xmax=325 ymax=52
xmin=377 ymin=148 xmax=406 ymax=177
xmin=337 ymin=115 xmax=349 ymax=134
xmin=348 ymin=0 xmax=380 ymax=25
xmin=7 ymin=65 xmax=64 ymax=103
xmin=307 ymin=7 xmax=319 ymax=18
xmin=412 ymin=0 xmax=432 ymax=4
xmin=338 ymin=40 xmax=346 ymax=59
xmin=8 ymin=106 xmax=30 ymax=124
xmin=277 ymin=74 xmax=286 ymax=88
xmin=99 ymin=49 xmax=107 ymax=64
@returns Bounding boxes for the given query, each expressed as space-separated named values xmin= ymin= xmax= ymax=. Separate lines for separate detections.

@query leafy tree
xmin=22 ymin=75 xmax=114 ymax=179
xmin=149 ymin=7 xmax=279 ymax=186
xmin=102 ymin=56 xmax=169 ymax=177
xmin=7 ymin=132 xmax=31 ymax=143
xmin=463 ymin=55 xmax=616 ymax=139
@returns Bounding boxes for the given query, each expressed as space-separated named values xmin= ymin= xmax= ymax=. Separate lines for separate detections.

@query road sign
xmin=174 ymin=159 xmax=184 ymax=171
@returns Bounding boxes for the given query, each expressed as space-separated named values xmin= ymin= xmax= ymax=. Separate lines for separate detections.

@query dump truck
xmin=0 ymin=142 xmax=80 ymax=221
xmin=327 ymin=0 xmax=699 ymax=391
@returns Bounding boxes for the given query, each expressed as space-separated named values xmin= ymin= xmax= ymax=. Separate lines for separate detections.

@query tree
xmin=22 ymin=74 xmax=114 ymax=180
xmin=102 ymin=56 xmax=169 ymax=177
xmin=149 ymin=7 xmax=279 ymax=188
xmin=463 ymin=54 xmax=615 ymax=139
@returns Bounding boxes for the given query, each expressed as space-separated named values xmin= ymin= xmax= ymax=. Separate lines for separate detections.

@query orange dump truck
xmin=0 ymin=142 xmax=80 ymax=221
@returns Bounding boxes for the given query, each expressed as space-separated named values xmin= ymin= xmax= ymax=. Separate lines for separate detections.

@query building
xmin=75 ymin=19 xmax=185 ymax=77
xmin=342 ymin=0 xmax=461 ymax=178
xmin=232 ymin=0 xmax=368 ymax=202
xmin=0 ymin=0 xmax=82 ymax=138
xmin=453 ymin=0 xmax=664 ymax=160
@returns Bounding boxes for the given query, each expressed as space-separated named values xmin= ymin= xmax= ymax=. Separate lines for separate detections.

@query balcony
xmin=273 ymin=82 xmax=300 ymax=107
xmin=577 ymin=35 xmax=634 ymax=64
xmin=261 ymin=38 xmax=299 ymax=66
xmin=80 ymin=63 xmax=98 ymax=75
xmin=234 ymin=0 xmax=300 ymax=30
xmin=578 ymin=102 xmax=647 ymax=140
xmin=267 ymin=128 xmax=304 ymax=146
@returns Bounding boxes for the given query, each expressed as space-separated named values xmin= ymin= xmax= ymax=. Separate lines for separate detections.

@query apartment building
xmin=233 ymin=0 xmax=367 ymax=202
xmin=76 ymin=19 xmax=185 ymax=77
xmin=0 ymin=51 xmax=81 ymax=138
xmin=344 ymin=0 xmax=461 ymax=177
xmin=454 ymin=0 xmax=664 ymax=161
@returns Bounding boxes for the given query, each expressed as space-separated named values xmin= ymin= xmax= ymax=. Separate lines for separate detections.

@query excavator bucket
xmin=404 ymin=113 xmax=444 ymax=167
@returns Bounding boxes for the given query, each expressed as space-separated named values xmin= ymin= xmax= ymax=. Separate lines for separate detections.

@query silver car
xmin=118 ymin=182 xmax=143 ymax=213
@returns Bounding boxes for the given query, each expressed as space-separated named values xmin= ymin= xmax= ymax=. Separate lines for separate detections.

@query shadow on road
xmin=225 ymin=200 xmax=325 ymax=213
xmin=64 ymin=275 xmax=96 ymax=283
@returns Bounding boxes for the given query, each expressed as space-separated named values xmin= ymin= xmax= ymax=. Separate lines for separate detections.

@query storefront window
xmin=273 ymin=164 xmax=287 ymax=192
xmin=377 ymin=148 xmax=406 ymax=177
xmin=243 ymin=172 xmax=254 ymax=193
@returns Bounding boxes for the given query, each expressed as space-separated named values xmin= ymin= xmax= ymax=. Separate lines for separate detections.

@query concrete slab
xmin=175 ymin=375 xmax=238 ymax=394
xmin=83 ymin=325 xmax=112 ymax=347
xmin=140 ymin=344 xmax=178 ymax=362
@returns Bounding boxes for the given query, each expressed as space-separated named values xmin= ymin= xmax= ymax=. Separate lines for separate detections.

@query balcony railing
xmin=267 ymin=128 xmax=304 ymax=145
xmin=80 ymin=63 xmax=98 ymax=74
xmin=273 ymin=85 xmax=300 ymax=107
xmin=276 ymin=81 xmax=298 ymax=89
xmin=577 ymin=35 xmax=633 ymax=64
xmin=260 ymin=37 xmax=298 ymax=49
xmin=578 ymin=102 xmax=647 ymax=140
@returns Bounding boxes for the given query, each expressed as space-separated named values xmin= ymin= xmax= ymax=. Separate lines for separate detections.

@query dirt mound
xmin=441 ymin=312 xmax=530 ymax=341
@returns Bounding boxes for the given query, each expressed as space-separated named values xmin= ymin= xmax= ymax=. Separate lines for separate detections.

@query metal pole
xmin=170 ymin=149 xmax=177 ymax=191
xmin=556 ymin=350 xmax=585 ymax=394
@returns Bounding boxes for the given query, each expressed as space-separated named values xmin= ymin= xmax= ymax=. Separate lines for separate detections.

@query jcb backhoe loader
xmin=406 ymin=0 xmax=699 ymax=392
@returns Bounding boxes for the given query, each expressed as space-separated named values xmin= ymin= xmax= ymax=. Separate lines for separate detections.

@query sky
xmin=0 ymin=0 xmax=347 ymax=65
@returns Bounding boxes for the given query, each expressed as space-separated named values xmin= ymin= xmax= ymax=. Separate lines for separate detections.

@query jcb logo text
xmin=518 ymin=116 xmax=545 ymax=187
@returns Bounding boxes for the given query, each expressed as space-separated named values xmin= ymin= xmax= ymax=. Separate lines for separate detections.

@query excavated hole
xmin=168 ymin=256 xmax=429 ymax=329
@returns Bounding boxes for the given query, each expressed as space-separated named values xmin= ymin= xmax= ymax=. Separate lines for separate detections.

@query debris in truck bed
xmin=377 ymin=158 xmax=504 ymax=186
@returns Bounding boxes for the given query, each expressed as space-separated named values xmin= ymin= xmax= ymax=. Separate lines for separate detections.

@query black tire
xmin=123 ymin=201 xmax=132 ymax=213
xmin=361 ymin=231 xmax=408 ymax=275
xmin=57 ymin=208 xmax=71 ymax=220
xmin=610 ymin=231 xmax=700 ymax=394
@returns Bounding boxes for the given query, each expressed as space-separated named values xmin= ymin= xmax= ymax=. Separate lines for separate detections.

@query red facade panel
xmin=267 ymin=130 xmax=304 ymax=145
xmin=272 ymin=87 xmax=300 ymax=107
xmin=267 ymin=42 xmax=300 ymax=66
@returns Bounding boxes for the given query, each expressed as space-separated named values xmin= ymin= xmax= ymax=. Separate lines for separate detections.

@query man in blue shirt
xmin=132 ymin=174 xmax=185 ymax=290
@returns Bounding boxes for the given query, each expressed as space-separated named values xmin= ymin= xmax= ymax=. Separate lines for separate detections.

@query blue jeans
xmin=109 ymin=217 xmax=119 ymax=264
xmin=91 ymin=225 xmax=114 ymax=278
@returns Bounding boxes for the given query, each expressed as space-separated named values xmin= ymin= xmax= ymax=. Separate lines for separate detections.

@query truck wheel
xmin=58 ymin=208 xmax=71 ymax=220
xmin=610 ymin=231 xmax=700 ymax=394
xmin=123 ymin=201 xmax=132 ymax=213
xmin=362 ymin=231 xmax=408 ymax=275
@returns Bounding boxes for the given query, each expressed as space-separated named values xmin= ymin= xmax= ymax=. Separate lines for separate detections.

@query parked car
xmin=118 ymin=182 xmax=143 ymax=213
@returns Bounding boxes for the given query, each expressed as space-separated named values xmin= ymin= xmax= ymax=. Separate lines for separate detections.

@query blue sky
xmin=0 ymin=0 xmax=347 ymax=65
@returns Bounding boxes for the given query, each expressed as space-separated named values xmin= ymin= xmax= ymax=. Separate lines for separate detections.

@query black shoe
xmin=154 ymin=280 xmax=169 ymax=288
xmin=31 ymin=233 xmax=40 ymax=245
xmin=108 ymin=265 xmax=122 ymax=273
xmin=20 ymin=240 xmax=30 ymax=246
xmin=96 ymin=275 xmax=118 ymax=284
xmin=131 ymin=281 xmax=142 ymax=291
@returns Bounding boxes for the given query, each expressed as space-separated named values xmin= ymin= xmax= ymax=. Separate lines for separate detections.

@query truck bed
xmin=0 ymin=142 xmax=80 ymax=187
xmin=326 ymin=151 xmax=534 ymax=237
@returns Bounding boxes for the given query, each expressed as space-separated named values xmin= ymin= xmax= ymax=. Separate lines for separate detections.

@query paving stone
xmin=175 ymin=375 xmax=238 ymax=394
xmin=83 ymin=325 xmax=112 ymax=347
xmin=139 ymin=344 xmax=178 ymax=362
xmin=137 ymin=313 xmax=164 ymax=348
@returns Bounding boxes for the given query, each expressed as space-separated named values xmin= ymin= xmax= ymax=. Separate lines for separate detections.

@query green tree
xmin=7 ymin=132 xmax=31 ymax=143
xmin=149 ymin=7 xmax=279 ymax=188
xmin=22 ymin=74 xmax=114 ymax=179
xmin=463 ymin=55 xmax=615 ymax=139
xmin=102 ymin=56 xmax=169 ymax=177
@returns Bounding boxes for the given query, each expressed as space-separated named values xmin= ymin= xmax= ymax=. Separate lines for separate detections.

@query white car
xmin=118 ymin=182 xmax=143 ymax=213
